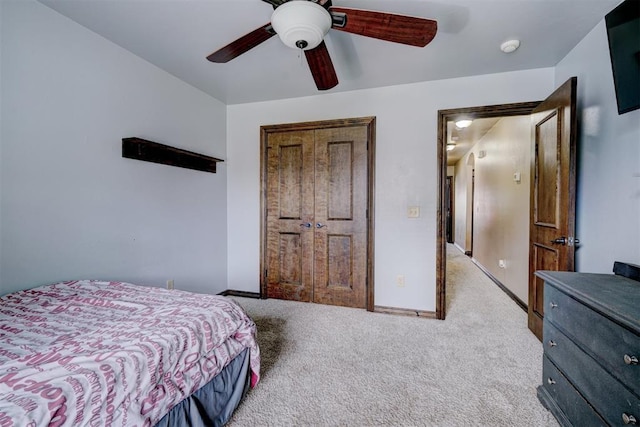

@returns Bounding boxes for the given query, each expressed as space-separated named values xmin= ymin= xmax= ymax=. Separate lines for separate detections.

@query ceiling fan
xmin=206 ymin=0 xmax=437 ymax=91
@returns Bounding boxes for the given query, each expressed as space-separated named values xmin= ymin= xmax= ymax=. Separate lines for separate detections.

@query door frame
xmin=436 ymin=102 xmax=541 ymax=320
xmin=259 ymin=116 xmax=376 ymax=311
xmin=445 ymin=176 xmax=454 ymax=244
xmin=466 ymin=158 xmax=475 ymax=256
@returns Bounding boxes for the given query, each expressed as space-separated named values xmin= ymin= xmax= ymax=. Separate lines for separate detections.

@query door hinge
xmin=264 ymin=269 xmax=268 ymax=278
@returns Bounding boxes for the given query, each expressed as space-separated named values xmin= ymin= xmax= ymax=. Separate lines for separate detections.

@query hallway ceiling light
xmin=500 ymin=39 xmax=520 ymax=53
xmin=455 ymin=119 xmax=473 ymax=129
xmin=446 ymin=143 xmax=456 ymax=151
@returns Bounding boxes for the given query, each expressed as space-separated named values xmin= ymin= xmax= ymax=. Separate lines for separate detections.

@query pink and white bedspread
xmin=0 ymin=280 xmax=260 ymax=427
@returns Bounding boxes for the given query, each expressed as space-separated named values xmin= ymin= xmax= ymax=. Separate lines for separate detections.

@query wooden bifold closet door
xmin=260 ymin=117 xmax=375 ymax=310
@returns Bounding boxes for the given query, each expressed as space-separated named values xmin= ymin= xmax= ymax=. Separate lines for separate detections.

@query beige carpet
xmin=227 ymin=246 xmax=558 ymax=426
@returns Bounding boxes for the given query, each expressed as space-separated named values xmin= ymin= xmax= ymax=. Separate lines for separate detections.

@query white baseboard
xmin=453 ymin=242 xmax=466 ymax=254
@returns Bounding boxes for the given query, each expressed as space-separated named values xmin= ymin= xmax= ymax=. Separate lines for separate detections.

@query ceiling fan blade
xmin=329 ymin=7 xmax=437 ymax=47
xmin=206 ymin=23 xmax=276 ymax=63
xmin=304 ymin=41 xmax=338 ymax=91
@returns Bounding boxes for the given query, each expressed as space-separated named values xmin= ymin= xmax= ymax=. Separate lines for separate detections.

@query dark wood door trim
xmin=436 ymin=102 xmax=541 ymax=320
xmin=469 ymin=168 xmax=475 ymax=256
xmin=260 ymin=116 xmax=376 ymax=311
xmin=445 ymin=176 xmax=454 ymax=244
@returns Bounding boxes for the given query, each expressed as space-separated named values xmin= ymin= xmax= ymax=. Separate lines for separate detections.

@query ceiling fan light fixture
xmin=271 ymin=1 xmax=332 ymax=51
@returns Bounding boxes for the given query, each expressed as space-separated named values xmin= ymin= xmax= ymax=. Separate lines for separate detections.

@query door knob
xmin=624 ymin=354 xmax=639 ymax=365
xmin=623 ymin=413 xmax=637 ymax=425
xmin=316 ymin=223 xmax=326 ymax=228
xmin=550 ymin=236 xmax=580 ymax=246
xmin=300 ymin=222 xmax=312 ymax=228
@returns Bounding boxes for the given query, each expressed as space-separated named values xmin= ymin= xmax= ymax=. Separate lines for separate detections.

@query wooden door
xmin=264 ymin=130 xmax=315 ymax=302
xmin=528 ymin=77 xmax=578 ymax=340
xmin=262 ymin=118 xmax=374 ymax=309
xmin=313 ymin=126 xmax=368 ymax=308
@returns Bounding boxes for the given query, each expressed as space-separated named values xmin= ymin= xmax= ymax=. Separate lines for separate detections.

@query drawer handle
xmin=624 ymin=354 xmax=639 ymax=365
xmin=547 ymin=378 xmax=556 ymax=385
xmin=623 ymin=413 xmax=637 ymax=425
xmin=548 ymin=340 xmax=557 ymax=347
xmin=549 ymin=302 xmax=558 ymax=309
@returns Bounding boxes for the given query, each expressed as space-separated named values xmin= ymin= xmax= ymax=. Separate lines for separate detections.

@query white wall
xmin=0 ymin=1 xmax=228 ymax=295
xmin=227 ymin=68 xmax=554 ymax=312
xmin=465 ymin=116 xmax=531 ymax=303
xmin=555 ymin=20 xmax=640 ymax=272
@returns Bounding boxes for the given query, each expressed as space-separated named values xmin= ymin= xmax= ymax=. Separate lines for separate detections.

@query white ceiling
xmin=38 ymin=0 xmax=619 ymax=105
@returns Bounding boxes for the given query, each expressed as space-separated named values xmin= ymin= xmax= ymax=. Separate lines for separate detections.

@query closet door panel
xmin=265 ymin=130 xmax=315 ymax=302
xmin=313 ymin=126 xmax=368 ymax=308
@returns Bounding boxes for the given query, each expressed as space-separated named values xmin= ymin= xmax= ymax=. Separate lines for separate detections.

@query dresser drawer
xmin=545 ymin=284 xmax=640 ymax=392
xmin=544 ymin=321 xmax=640 ymax=425
xmin=540 ymin=355 xmax=606 ymax=427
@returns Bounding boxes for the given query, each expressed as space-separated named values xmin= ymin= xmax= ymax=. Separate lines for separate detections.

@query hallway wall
xmin=453 ymin=155 xmax=472 ymax=253
xmin=454 ymin=116 xmax=531 ymax=304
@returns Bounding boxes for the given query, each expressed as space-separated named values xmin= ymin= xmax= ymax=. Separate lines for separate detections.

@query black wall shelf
xmin=122 ymin=137 xmax=223 ymax=173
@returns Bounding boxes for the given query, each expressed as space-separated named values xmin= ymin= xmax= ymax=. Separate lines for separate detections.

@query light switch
xmin=408 ymin=206 xmax=420 ymax=218
xmin=513 ymin=171 xmax=521 ymax=183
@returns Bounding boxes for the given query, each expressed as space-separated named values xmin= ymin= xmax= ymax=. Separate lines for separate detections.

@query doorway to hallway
xmin=436 ymin=78 xmax=578 ymax=342
xmin=436 ymin=102 xmax=540 ymax=321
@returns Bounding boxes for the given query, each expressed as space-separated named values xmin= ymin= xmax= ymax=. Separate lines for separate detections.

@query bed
xmin=0 ymin=280 xmax=260 ymax=426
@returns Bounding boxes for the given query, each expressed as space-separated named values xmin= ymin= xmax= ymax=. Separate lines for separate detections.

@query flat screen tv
xmin=605 ymin=0 xmax=640 ymax=114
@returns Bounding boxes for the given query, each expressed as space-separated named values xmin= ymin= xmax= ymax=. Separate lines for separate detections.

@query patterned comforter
xmin=0 ymin=280 xmax=260 ymax=426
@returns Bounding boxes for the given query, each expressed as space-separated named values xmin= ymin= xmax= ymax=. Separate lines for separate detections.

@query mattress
xmin=0 ymin=280 xmax=260 ymax=426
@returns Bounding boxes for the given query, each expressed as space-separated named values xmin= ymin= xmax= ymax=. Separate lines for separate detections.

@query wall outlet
xmin=166 ymin=279 xmax=174 ymax=290
xmin=407 ymin=206 xmax=420 ymax=218
xmin=498 ymin=260 xmax=506 ymax=269
xmin=396 ymin=275 xmax=405 ymax=287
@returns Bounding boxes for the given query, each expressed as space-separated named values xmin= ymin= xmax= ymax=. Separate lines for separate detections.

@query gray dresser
xmin=536 ymin=269 xmax=640 ymax=426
